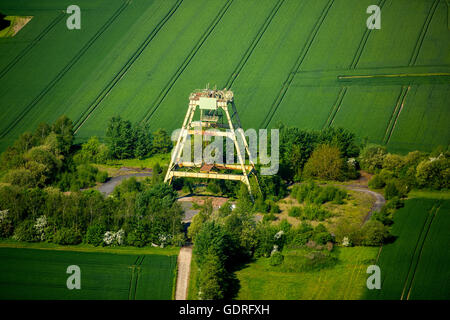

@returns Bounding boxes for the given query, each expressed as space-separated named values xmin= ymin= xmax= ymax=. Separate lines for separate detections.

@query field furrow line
xmin=0 ymin=1 xmax=130 ymax=139
xmin=73 ymin=0 xmax=184 ymax=133
xmin=409 ymin=0 xmax=440 ymax=66
xmin=385 ymin=85 xmax=410 ymax=144
xmin=142 ymin=0 xmax=234 ymax=125
xmin=324 ymin=86 xmax=347 ymax=128
xmin=261 ymin=0 xmax=335 ymax=129
xmin=349 ymin=0 xmax=386 ymax=69
xmin=400 ymin=203 xmax=439 ymax=300
xmin=405 ymin=204 xmax=441 ymax=300
xmin=224 ymin=0 xmax=285 ymax=89
xmin=382 ymin=85 xmax=407 ymax=144
xmin=132 ymin=256 xmax=145 ymax=300
xmin=0 ymin=11 xmax=65 ymax=80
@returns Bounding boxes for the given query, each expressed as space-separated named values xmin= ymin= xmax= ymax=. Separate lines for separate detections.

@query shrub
xmin=263 ymin=213 xmax=277 ymax=222
xmin=95 ymin=170 xmax=108 ymax=183
xmin=288 ymin=206 xmax=302 ymax=218
xmin=269 ymin=251 xmax=284 ymax=266
xmin=86 ymin=224 xmax=105 ymax=246
xmin=279 ymin=219 xmax=292 ymax=232
xmin=126 ymin=225 xmax=148 ymax=247
xmin=53 ymin=227 xmax=82 ymax=245
xmin=314 ymin=232 xmax=334 ymax=245
xmin=254 ymin=197 xmax=269 ymax=213
xmin=13 ymin=219 xmax=38 ymax=242
xmin=269 ymin=203 xmax=281 ymax=214
xmin=361 ymin=221 xmax=390 ymax=246
xmin=0 ymin=209 xmax=14 ymax=238
xmin=302 ymin=204 xmax=331 ymax=221
xmin=384 ymin=181 xmax=399 ymax=200
xmin=368 ymin=174 xmax=385 ymax=189
xmin=332 ymin=189 xmax=347 ymax=204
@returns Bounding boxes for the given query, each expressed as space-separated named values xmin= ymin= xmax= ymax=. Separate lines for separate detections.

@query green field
xmin=0 ymin=0 xmax=448 ymax=153
xmin=235 ymin=247 xmax=378 ymax=300
xmin=0 ymin=246 xmax=178 ymax=299
xmin=365 ymin=198 xmax=450 ymax=300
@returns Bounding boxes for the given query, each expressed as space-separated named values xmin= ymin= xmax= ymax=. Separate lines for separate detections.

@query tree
xmin=152 ymin=128 xmax=172 ymax=154
xmin=361 ymin=220 xmax=390 ymax=246
xmin=51 ymin=115 xmax=74 ymax=155
xmin=73 ymin=136 xmax=109 ymax=164
xmin=359 ymin=144 xmax=386 ymax=173
xmin=303 ymin=144 xmax=345 ymax=180
xmin=415 ymin=156 xmax=449 ymax=189
xmin=193 ymin=221 xmax=232 ymax=267
xmin=86 ymin=224 xmax=105 ymax=246
xmin=368 ymin=174 xmax=385 ymax=189
xmin=196 ymin=253 xmax=226 ymax=300
xmin=106 ymin=116 xmax=134 ymax=159
xmin=134 ymin=123 xmax=152 ymax=159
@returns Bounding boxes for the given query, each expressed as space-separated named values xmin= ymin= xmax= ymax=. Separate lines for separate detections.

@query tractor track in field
xmin=325 ymin=0 xmax=385 ymax=128
xmin=324 ymin=86 xmax=347 ymax=128
xmin=73 ymin=0 xmax=184 ymax=133
xmin=383 ymin=85 xmax=410 ymax=144
xmin=260 ymin=0 xmax=335 ymax=129
xmin=128 ymin=255 xmax=145 ymax=300
xmin=409 ymin=0 xmax=440 ymax=66
xmin=400 ymin=202 xmax=441 ymax=300
xmin=381 ymin=0 xmax=438 ymax=144
xmin=142 ymin=0 xmax=234 ymax=125
xmin=224 ymin=0 xmax=285 ymax=90
xmin=0 ymin=11 xmax=65 ymax=80
xmin=350 ymin=0 xmax=386 ymax=69
xmin=0 ymin=1 xmax=130 ymax=139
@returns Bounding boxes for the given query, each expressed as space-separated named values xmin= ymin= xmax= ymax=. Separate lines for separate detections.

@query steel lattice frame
xmin=164 ymin=88 xmax=258 ymax=197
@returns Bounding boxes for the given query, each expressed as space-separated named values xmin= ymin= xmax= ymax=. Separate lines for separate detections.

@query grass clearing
xmin=236 ymin=246 xmax=378 ymax=300
xmin=0 ymin=15 xmax=32 ymax=38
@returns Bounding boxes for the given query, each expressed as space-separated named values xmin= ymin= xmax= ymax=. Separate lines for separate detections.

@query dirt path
xmin=97 ymin=172 xmax=152 ymax=195
xmin=341 ymin=185 xmax=386 ymax=223
xmin=175 ymin=246 xmax=192 ymax=300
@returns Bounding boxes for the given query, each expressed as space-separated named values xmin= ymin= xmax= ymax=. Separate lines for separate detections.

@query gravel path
xmin=97 ymin=172 xmax=152 ymax=195
xmin=175 ymin=246 xmax=193 ymax=300
xmin=340 ymin=185 xmax=386 ymax=223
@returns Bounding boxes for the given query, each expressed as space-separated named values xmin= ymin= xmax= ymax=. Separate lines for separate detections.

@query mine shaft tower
xmin=164 ymin=87 xmax=258 ymax=196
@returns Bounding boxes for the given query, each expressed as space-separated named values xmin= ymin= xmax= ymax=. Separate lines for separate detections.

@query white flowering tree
xmin=103 ymin=229 xmax=125 ymax=246
xmin=34 ymin=215 xmax=48 ymax=241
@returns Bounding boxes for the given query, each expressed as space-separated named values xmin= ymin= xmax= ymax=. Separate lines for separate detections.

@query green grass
xmin=187 ymin=253 xmax=199 ymax=300
xmin=364 ymin=198 xmax=450 ymax=300
xmin=102 ymin=153 xmax=170 ymax=170
xmin=0 ymin=243 xmax=179 ymax=300
xmin=236 ymin=246 xmax=378 ymax=300
xmin=0 ymin=0 xmax=448 ymax=153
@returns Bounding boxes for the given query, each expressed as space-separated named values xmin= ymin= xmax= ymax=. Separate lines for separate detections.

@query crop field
xmin=0 ymin=247 xmax=177 ymax=299
xmin=0 ymin=0 xmax=448 ymax=153
xmin=365 ymin=198 xmax=450 ymax=300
